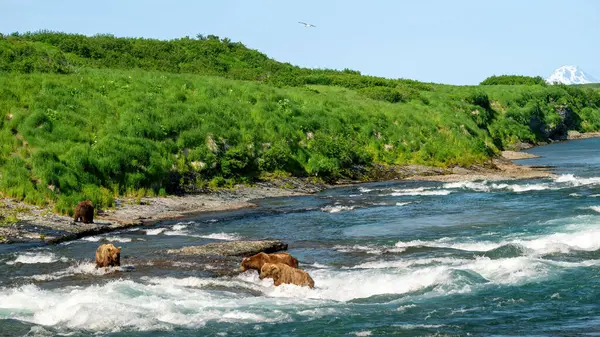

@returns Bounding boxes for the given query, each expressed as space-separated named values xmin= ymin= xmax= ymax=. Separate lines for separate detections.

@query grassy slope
xmin=1 ymin=32 xmax=600 ymax=214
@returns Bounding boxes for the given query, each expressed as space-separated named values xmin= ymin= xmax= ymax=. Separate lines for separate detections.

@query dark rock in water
xmin=483 ymin=244 xmax=527 ymax=259
xmin=166 ymin=239 xmax=288 ymax=257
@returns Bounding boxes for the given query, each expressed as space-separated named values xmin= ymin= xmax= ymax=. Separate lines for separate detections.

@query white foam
xmin=198 ymin=233 xmax=241 ymax=241
xmin=82 ymin=236 xmax=132 ymax=243
xmin=164 ymin=223 xmax=194 ymax=236
xmin=390 ymin=187 xmax=452 ymax=196
xmin=145 ymin=228 xmax=166 ymax=235
xmin=444 ymin=180 xmax=549 ymax=193
xmin=351 ymin=257 xmax=465 ymax=270
xmin=555 ymin=174 xmax=600 ymax=187
xmin=396 ymin=304 xmax=417 ymax=311
xmin=0 ymin=278 xmax=291 ymax=333
xmin=24 ymin=262 xmax=125 ymax=281
xmin=506 ymin=183 xmax=550 ymax=192
xmin=172 ymin=224 xmax=189 ymax=231
xmin=6 ymin=252 xmax=66 ymax=265
xmin=296 ymin=307 xmax=340 ymax=319
xmin=309 ymin=263 xmax=329 ymax=269
xmin=333 ymin=245 xmax=384 ymax=255
xmin=354 ymin=331 xmax=372 ymax=336
xmin=394 ymin=225 xmax=600 ymax=255
xmin=358 ymin=187 xmax=373 ymax=193
xmin=396 ymin=202 xmax=412 ymax=206
xmin=443 ymin=181 xmax=491 ymax=191
xmin=321 ymin=205 xmax=355 ymax=213
xmin=394 ymin=238 xmax=501 ymax=252
xmin=396 ymin=324 xmax=446 ymax=329
xmin=443 ymin=175 xmax=600 ymax=194
xmin=589 ymin=206 xmax=600 ymax=213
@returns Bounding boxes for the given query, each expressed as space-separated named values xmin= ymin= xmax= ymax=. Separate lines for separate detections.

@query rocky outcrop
xmin=567 ymin=130 xmax=600 ymax=140
xmin=500 ymin=151 xmax=540 ymax=160
xmin=166 ymin=240 xmax=288 ymax=257
xmin=530 ymin=105 xmax=580 ymax=141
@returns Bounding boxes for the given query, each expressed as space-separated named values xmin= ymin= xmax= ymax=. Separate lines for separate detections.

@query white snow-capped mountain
xmin=546 ymin=65 xmax=598 ymax=85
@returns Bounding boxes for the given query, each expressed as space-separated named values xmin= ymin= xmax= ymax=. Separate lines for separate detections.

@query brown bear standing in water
xmin=95 ymin=243 xmax=121 ymax=268
xmin=73 ymin=200 xmax=94 ymax=223
xmin=240 ymin=252 xmax=299 ymax=273
xmin=259 ymin=263 xmax=315 ymax=288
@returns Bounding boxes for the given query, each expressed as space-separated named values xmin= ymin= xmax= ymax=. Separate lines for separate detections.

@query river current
xmin=1 ymin=138 xmax=600 ymax=336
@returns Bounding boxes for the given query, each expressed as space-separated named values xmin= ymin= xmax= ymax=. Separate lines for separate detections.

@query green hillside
xmin=1 ymin=32 xmax=600 ymax=214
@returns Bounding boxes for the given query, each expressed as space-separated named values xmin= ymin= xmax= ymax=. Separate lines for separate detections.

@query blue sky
xmin=1 ymin=0 xmax=598 ymax=85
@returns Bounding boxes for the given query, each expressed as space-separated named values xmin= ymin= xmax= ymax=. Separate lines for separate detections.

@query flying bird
xmin=298 ymin=21 xmax=316 ymax=28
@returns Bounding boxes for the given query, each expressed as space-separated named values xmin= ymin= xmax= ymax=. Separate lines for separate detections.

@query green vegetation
xmin=1 ymin=31 xmax=600 ymax=214
xmin=480 ymin=75 xmax=547 ymax=86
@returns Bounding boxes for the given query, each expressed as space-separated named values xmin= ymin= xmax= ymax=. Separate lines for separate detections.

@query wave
xmin=237 ymin=266 xmax=454 ymax=302
xmin=444 ymin=180 xmax=551 ymax=193
xmin=396 ymin=304 xmax=417 ymax=312
xmin=5 ymin=252 xmax=67 ymax=265
xmin=394 ymin=227 xmax=600 ymax=256
xmin=443 ymin=175 xmax=600 ymax=194
xmin=198 ymin=232 xmax=241 ymax=241
xmin=0 ymin=278 xmax=290 ymax=333
xmin=82 ymin=236 xmax=132 ymax=243
xmin=395 ymin=202 xmax=412 ymax=206
xmin=4 ymin=252 xmax=594 ymax=333
xmin=554 ymin=174 xmax=600 ymax=186
xmin=589 ymin=206 xmax=600 ymax=213
xmin=390 ymin=187 xmax=452 ymax=196
xmin=321 ymin=205 xmax=355 ymax=213
xmin=309 ymin=262 xmax=330 ymax=269
xmin=333 ymin=244 xmax=406 ymax=255
xmin=396 ymin=324 xmax=446 ymax=330
xmin=145 ymin=228 xmax=166 ymax=235
xmin=164 ymin=222 xmax=193 ymax=236
xmin=22 ymin=262 xmax=131 ymax=281
xmin=350 ymin=256 xmax=465 ymax=270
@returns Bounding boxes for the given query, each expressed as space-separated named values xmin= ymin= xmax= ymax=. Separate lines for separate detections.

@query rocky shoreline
xmin=0 ymin=149 xmax=561 ymax=245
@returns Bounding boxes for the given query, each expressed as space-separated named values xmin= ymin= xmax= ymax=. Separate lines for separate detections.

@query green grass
xmin=0 ymin=32 xmax=600 ymax=214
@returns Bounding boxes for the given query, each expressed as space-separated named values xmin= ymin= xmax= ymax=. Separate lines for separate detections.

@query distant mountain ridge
xmin=546 ymin=65 xmax=598 ymax=85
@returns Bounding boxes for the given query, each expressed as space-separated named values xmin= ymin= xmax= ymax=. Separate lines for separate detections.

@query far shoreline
xmin=2 ymin=133 xmax=599 ymax=245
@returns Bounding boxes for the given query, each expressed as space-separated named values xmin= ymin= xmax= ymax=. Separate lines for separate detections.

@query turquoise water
xmin=2 ymin=138 xmax=600 ymax=336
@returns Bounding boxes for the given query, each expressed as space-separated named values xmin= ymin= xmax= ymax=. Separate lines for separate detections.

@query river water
xmin=1 ymin=138 xmax=600 ymax=336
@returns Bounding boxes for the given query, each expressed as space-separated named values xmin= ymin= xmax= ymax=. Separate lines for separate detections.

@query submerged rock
xmin=166 ymin=239 xmax=288 ymax=257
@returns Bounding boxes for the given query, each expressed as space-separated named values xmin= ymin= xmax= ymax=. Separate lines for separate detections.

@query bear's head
xmin=259 ymin=263 xmax=280 ymax=280
xmin=240 ymin=252 xmax=267 ymax=272
xmin=111 ymin=246 xmax=121 ymax=265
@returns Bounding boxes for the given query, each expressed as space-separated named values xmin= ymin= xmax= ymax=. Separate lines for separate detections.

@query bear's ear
xmin=117 ymin=247 xmax=121 ymax=252
xmin=271 ymin=264 xmax=280 ymax=274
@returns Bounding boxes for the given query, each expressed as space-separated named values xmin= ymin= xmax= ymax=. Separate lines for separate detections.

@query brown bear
xmin=259 ymin=262 xmax=315 ymax=288
xmin=74 ymin=200 xmax=94 ymax=224
xmin=240 ymin=252 xmax=299 ymax=273
xmin=95 ymin=243 xmax=121 ymax=268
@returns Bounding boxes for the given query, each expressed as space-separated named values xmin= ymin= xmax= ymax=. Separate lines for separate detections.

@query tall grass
xmin=0 ymin=32 xmax=599 ymax=213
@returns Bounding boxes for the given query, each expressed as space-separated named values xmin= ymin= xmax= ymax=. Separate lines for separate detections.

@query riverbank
xmin=0 ymin=151 xmax=556 ymax=244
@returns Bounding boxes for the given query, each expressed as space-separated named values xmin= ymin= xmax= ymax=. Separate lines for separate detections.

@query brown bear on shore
xmin=95 ymin=243 xmax=121 ymax=268
xmin=240 ymin=252 xmax=299 ymax=273
xmin=74 ymin=200 xmax=94 ymax=224
xmin=259 ymin=263 xmax=315 ymax=288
